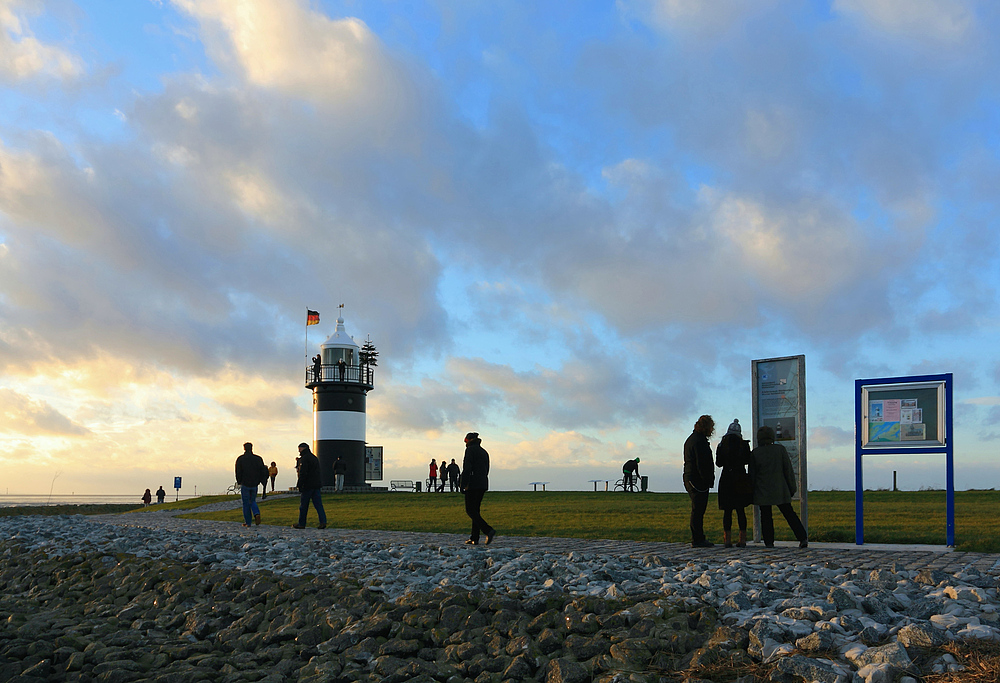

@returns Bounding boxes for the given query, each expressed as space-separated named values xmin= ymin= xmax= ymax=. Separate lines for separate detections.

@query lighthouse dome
xmin=320 ymin=313 xmax=360 ymax=366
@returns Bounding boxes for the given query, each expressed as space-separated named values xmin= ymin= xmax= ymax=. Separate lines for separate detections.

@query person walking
xmin=268 ymin=462 xmax=278 ymax=493
xmin=683 ymin=415 xmax=716 ymax=548
xmin=750 ymin=425 xmax=808 ymax=548
xmin=142 ymin=488 xmax=152 ymax=507
xmin=447 ymin=458 xmax=461 ymax=492
xmin=715 ymin=419 xmax=752 ymax=548
xmin=333 ymin=455 xmax=347 ymax=492
xmin=293 ymin=442 xmax=327 ymax=529
xmin=155 ymin=486 xmax=166 ymax=504
xmin=461 ymin=432 xmax=495 ymax=545
xmin=235 ymin=442 xmax=268 ymax=527
xmin=428 ymin=459 xmax=438 ymax=493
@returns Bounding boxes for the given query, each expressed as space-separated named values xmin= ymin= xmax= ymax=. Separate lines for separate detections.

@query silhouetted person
xmin=142 ymin=489 xmax=152 ymax=507
xmin=447 ymin=458 xmax=460 ymax=492
xmin=622 ymin=457 xmax=640 ymax=491
xmin=235 ymin=442 xmax=268 ymax=526
xmin=333 ymin=455 xmax=347 ymax=492
xmin=684 ymin=415 xmax=716 ymax=548
xmin=337 ymin=358 xmax=346 ymax=381
xmin=716 ymin=419 xmax=752 ymax=547
xmin=751 ymin=425 xmax=808 ymax=548
xmin=293 ymin=443 xmax=327 ymax=529
xmin=155 ymin=486 xmax=166 ymax=504
xmin=461 ymin=432 xmax=495 ymax=545
xmin=312 ymin=355 xmax=322 ymax=382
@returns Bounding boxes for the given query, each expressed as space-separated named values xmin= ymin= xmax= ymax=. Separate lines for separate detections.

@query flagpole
xmin=305 ymin=307 xmax=309 ymax=368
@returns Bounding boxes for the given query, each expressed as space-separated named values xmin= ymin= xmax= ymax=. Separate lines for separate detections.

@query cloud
xmin=832 ymin=0 xmax=977 ymax=44
xmin=0 ymin=388 xmax=90 ymax=436
xmin=0 ymin=0 xmax=83 ymax=83
xmin=964 ymin=397 xmax=1000 ymax=406
xmin=809 ymin=426 xmax=854 ymax=451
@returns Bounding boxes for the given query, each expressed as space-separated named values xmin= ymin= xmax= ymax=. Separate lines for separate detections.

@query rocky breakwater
xmin=0 ymin=542 xmax=713 ymax=682
xmin=1 ymin=514 xmax=1000 ymax=682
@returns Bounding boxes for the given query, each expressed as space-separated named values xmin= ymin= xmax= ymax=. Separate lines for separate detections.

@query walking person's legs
xmin=722 ymin=508 xmax=733 ymax=547
xmin=240 ymin=485 xmax=254 ymax=526
xmin=249 ymin=488 xmax=261 ymax=525
xmin=311 ymin=489 xmax=327 ymax=528
xmin=735 ymin=507 xmax=748 ymax=547
xmin=777 ymin=502 xmax=808 ymax=547
xmin=296 ymin=490 xmax=310 ymax=528
xmin=465 ymin=489 xmax=484 ymax=542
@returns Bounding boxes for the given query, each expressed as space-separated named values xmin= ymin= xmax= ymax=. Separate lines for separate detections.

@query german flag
xmin=306 ymin=310 xmax=320 ymax=326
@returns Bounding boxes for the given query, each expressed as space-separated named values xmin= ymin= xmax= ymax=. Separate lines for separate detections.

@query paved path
xmin=99 ymin=497 xmax=1000 ymax=577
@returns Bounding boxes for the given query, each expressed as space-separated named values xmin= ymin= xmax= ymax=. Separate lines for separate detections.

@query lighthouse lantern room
xmin=305 ymin=310 xmax=374 ymax=489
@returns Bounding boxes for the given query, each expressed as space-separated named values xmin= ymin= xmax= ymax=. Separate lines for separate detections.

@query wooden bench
xmin=528 ymin=481 xmax=549 ymax=492
xmin=390 ymin=480 xmax=418 ymax=492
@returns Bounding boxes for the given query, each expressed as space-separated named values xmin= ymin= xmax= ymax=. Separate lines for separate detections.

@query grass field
xmin=176 ymin=489 xmax=1000 ymax=553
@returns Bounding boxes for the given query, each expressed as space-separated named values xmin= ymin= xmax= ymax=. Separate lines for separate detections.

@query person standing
xmin=142 ymin=488 xmax=152 ymax=507
xmin=447 ymin=459 xmax=461 ymax=492
xmin=428 ymin=459 xmax=438 ymax=493
xmin=715 ymin=419 xmax=752 ymax=548
xmin=312 ymin=355 xmax=322 ymax=383
xmin=750 ymin=425 xmax=808 ymax=548
xmin=235 ymin=442 xmax=268 ymax=527
xmin=155 ymin=486 xmax=166 ymax=504
xmin=461 ymin=432 xmax=496 ymax=545
xmin=268 ymin=462 xmax=278 ymax=493
xmin=683 ymin=415 xmax=716 ymax=548
xmin=293 ymin=442 xmax=327 ymax=529
xmin=337 ymin=358 xmax=346 ymax=381
xmin=333 ymin=455 xmax=347 ymax=492
xmin=622 ymin=457 xmax=640 ymax=491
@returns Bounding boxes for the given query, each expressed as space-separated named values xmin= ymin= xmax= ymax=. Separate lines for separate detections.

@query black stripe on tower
xmin=313 ymin=386 xmax=367 ymax=412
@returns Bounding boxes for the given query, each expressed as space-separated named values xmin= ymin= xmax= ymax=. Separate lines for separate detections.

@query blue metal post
xmin=945 ymin=375 xmax=955 ymax=547
xmin=854 ymin=379 xmax=864 ymax=545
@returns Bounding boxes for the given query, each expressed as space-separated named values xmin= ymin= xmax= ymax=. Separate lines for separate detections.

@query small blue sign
xmin=173 ymin=477 xmax=182 ymax=490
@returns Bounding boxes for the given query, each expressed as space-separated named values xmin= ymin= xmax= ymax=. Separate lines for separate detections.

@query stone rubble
xmin=0 ymin=512 xmax=998 ymax=682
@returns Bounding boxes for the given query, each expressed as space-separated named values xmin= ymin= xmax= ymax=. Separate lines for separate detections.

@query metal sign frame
xmin=854 ymin=373 xmax=954 ymax=546
xmin=751 ymin=355 xmax=808 ymax=538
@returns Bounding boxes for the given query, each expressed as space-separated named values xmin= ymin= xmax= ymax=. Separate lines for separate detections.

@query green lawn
xmin=180 ymin=490 xmax=1000 ymax=553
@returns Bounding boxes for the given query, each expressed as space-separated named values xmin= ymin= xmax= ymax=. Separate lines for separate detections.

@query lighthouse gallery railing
xmin=305 ymin=363 xmax=375 ymax=388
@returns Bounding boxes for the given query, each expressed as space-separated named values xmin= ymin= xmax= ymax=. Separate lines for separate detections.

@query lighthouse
xmin=305 ymin=310 xmax=374 ymax=489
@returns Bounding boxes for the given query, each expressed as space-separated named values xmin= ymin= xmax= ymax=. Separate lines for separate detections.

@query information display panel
xmin=861 ymin=381 xmax=945 ymax=449
xmin=365 ymin=446 xmax=383 ymax=481
xmin=752 ymin=355 xmax=807 ymax=533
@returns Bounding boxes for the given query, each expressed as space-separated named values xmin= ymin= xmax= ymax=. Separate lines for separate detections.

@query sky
xmin=1 ymin=0 xmax=999 ymax=499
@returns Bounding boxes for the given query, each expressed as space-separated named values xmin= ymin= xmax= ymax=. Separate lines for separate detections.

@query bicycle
xmin=614 ymin=477 xmax=640 ymax=492
xmin=226 ymin=481 xmax=240 ymax=495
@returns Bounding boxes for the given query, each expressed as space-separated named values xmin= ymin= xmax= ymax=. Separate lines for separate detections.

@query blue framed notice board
xmin=854 ymin=373 xmax=953 ymax=546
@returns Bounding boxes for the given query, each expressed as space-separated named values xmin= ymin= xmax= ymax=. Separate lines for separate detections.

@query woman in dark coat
xmin=461 ymin=432 xmax=496 ymax=545
xmin=715 ymin=419 xmax=752 ymax=548
xmin=750 ymin=425 xmax=808 ymax=548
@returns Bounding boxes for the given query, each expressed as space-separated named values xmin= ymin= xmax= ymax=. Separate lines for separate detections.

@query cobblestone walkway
xmin=97 ymin=497 xmax=1000 ymax=577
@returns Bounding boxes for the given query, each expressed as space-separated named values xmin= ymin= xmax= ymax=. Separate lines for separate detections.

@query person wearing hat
xmin=460 ymin=432 xmax=495 ymax=545
xmin=715 ymin=419 xmax=753 ymax=547
xmin=622 ymin=457 xmax=641 ymax=491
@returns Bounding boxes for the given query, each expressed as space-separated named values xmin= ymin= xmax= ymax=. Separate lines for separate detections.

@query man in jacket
xmin=294 ymin=443 xmax=327 ymax=529
xmin=461 ymin=432 xmax=495 ymax=545
xmin=683 ymin=415 xmax=716 ymax=548
xmin=447 ymin=459 xmax=461 ymax=492
xmin=235 ymin=442 xmax=268 ymax=527
xmin=333 ymin=455 xmax=347 ymax=492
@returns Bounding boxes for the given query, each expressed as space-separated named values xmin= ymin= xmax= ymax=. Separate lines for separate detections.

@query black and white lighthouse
xmin=305 ymin=310 xmax=374 ymax=489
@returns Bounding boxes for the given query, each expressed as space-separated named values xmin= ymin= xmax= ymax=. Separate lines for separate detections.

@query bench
xmin=528 ymin=481 xmax=549 ymax=492
xmin=390 ymin=480 xmax=419 ymax=492
xmin=588 ymin=479 xmax=609 ymax=492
